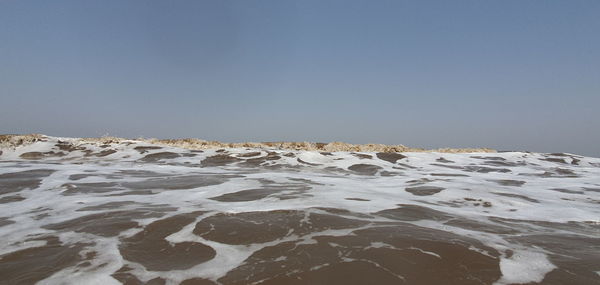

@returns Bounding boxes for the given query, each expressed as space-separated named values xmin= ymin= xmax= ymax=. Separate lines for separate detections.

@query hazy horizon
xmin=1 ymin=1 xmax=599 ymax=157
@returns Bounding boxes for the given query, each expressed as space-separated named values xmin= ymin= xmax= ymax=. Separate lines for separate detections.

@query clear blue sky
xmin=1 ymin=1 xmax=599 ymax=156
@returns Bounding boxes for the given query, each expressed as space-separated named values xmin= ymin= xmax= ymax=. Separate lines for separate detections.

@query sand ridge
xmin=0 ymin=134 xmax=495 ymax=153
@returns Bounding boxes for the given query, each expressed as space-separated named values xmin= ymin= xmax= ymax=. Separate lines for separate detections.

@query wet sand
xmin=0 ymin=136 xmax=599 ymax=284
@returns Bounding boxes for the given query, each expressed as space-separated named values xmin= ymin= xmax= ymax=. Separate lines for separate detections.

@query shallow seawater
xmin=1 ymin=138 xmax=600 ymax=285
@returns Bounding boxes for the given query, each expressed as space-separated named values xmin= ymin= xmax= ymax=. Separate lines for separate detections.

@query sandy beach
xmin=0 ymin=135 xmax=599 ymax=284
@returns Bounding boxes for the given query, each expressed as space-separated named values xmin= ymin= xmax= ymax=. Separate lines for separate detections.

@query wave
xmin=1 ymin=135 xmax=599 ymax=284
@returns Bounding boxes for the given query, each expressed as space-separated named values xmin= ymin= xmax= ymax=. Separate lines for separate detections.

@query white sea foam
xmin=1 ymin=136 xmax=599 ymax=284
xmin=495 ymin=250 xmax=556 ymax=285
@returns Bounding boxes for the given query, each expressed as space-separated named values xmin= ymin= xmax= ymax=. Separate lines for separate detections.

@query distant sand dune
xmin=0 ymin=134 xmax=495 ymax=153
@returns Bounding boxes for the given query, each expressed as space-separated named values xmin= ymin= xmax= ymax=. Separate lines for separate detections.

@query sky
xmin=1 ymin=1 xmax=599 ymax=156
